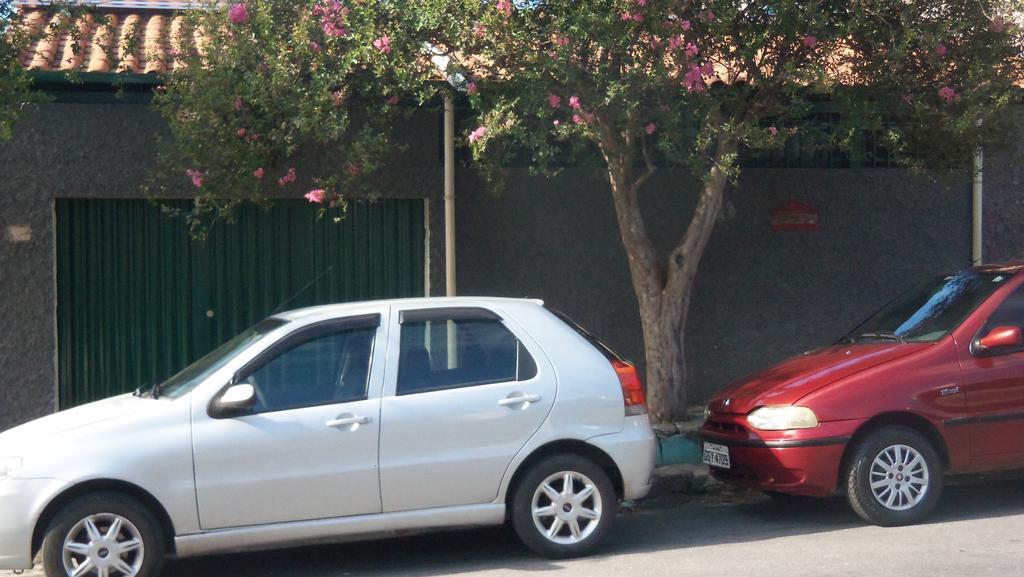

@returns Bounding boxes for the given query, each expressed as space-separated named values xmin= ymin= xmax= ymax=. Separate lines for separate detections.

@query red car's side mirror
xmin=974 ymin=325 xmax=1024 ymax=355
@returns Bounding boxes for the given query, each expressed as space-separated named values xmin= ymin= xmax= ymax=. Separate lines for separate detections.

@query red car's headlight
xmin=747 ymin=406 xmax=819 ymax=431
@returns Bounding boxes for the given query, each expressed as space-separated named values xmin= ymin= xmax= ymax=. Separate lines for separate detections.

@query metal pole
xmin=443 ymin=92 xmax=457 ymax=296
xmin=973 ymin=143 xmax=983 ymax=264
xmin=443 ymin=92 xmax=458 ymax=369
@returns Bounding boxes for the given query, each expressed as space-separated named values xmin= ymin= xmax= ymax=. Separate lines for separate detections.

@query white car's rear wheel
xmin=41 ymin=492 xmax=164 ymax=577
xmin=511 ymin=454 xmax=617 ymax=558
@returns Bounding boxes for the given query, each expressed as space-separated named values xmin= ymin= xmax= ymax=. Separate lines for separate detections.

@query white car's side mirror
xmin=211 ymin=382 xmax=257 ymax=417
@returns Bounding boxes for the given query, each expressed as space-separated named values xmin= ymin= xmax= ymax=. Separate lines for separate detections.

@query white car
xmin=0 ymin=298 xmax=656 ymax=577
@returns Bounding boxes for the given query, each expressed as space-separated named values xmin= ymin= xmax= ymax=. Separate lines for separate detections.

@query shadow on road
xmin=162 ymin=475 xmax=1024 ymax=577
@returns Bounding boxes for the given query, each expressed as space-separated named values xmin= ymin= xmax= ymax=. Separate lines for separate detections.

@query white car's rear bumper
xmin=0 ymin=478 xmax=70 ymax=570
xmin=589 ymin=414 xmax=657 ymax=501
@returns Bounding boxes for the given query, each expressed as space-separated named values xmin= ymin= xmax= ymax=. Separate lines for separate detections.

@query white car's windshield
xmin=155 ymin=317 xmax=289 ymax=399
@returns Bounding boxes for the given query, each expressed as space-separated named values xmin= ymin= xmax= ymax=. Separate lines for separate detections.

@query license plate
xmin=702 ymin=441 xmax=731 ymax=469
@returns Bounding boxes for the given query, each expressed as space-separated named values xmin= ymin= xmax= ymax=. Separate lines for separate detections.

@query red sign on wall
xmin=771 ymin=201 xmax=819 ymax=232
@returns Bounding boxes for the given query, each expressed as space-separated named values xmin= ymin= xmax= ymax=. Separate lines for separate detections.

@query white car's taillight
xmin=613 ymin=360 xmax=647 ymax=416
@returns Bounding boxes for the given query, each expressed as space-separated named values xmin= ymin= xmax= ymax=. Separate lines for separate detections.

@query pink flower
xmin=700 ymin=10 xmax=715 ymax=22
xmin=991 ymin=18 xmax=1007 ymax=34
xmin=278 ymin=167 xmax=297 ymax=186
xmin=768 ymin=126 xmax=778 ymax=136
xmin=253 ymin=167 xmax=264 ymax=180
xmin=569 ymin=95 xmax=581 ymax=109
xmin=572 ymin=114 xmax=585 ymax=125
xmin=228 ymin=3 xmax=250 ymax=25
xmin=186 ymin=169 xmax=203 ymax=188
xmin=373 ymin=35 xmax=392 ymax=55
xmin=309 ymin=41 xmax=322 ymax=53
xmin=554 ymin=35 xmax=571 ymax=47
xmin=553 ymin=120 xmax=561 ymax=127
xmin=645 ymin=123 xmax=657 ymax=135
xmin=469 ymin=126 xmax=488 ymax=144
xmin=669 ymin=35 xmax=684 ymax=50
xmin=305 ymin=189 xmax=326 ymax=204
xmin=237 ymin=128 xmax=247 ymax=137
xmin=466 ymin=82 xmax=478 ymax=95
xmin=548 ymin=93 xmax=562 ymax=108
xmin=322 ymin=22 xmax=348 ymax=37
xmin=685 ymin=42 xmax=699 ymax=57
xmin=496 ymin=0 xmax=512 ymax=16
xmin=632 ymin=12 xmax=645 ymax=23
xmin=680 ymin=19 xmax=692 ymax=31
xmin=387 ymin=95 xmax=400 ymax=105
xmin=938 ymin=86 xmax=959 ymax=104
xmin=803 ymin=35 xmax=818 ymax=49
xmin=683 ymin=63 xmax=707 ymax=92
xmin=621 ymin=12 xmax=632 ymax=21
xmin=233 ymin=97 xmax=243 ymax=111
xmin=473 ymin=22 xmax=487 ymax=38
xmin=316 ymin=0 xmax=350 ymax=37
xmin=635 ymin=0 xmax=648 ymax=5
xmin=936 ymin=43 xmax=948 ymax=57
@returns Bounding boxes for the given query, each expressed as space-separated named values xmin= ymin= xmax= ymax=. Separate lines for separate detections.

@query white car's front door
xmin=191 ymin=310 xmax=387 ymax=529
xmin=378 ymin=306 xmax=557 ymax=512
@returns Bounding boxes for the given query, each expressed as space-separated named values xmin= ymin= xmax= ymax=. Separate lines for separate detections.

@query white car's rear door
xmin=378 ymin=306 xmax=556 ymax=512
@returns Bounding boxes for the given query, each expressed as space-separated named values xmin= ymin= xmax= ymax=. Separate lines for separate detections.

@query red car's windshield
xmin=846 ymin=271 xmax=1013 ymax=343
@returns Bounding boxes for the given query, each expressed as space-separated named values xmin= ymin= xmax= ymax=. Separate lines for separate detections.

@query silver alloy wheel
xmin=869 ymin=444 xmax=930 ymax=511
xmin=62 ymin=513 xmax=145 ymax=577
xmin=531 ymin=470 xmax=603 ymax=545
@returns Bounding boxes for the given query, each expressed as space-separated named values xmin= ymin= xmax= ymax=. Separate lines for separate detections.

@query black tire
xmin=510 ymin=454 xmax=618 ymax=559
xmin=844 ymin=426 xmax=944 ymax=526
xmin=41 ymin=492 xmax=165 ymax=577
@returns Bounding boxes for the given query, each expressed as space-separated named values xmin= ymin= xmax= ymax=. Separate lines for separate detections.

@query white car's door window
xmin=244 ymin=326 xmax=375 ymax=413
xmin=397 ymin=319 xmax=536 ymax=395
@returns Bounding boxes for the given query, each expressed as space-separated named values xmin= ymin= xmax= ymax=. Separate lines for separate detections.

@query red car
xmin=700 ymin=264 xmax=1024 ymax=526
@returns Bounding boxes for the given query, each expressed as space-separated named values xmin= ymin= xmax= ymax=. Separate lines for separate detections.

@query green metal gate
xmin=56 ymin=199 xmax=425 ymax=408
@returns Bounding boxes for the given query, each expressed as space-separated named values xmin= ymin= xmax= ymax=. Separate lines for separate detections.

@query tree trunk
xmin=600 ymin=127 xmax=735 ymax=424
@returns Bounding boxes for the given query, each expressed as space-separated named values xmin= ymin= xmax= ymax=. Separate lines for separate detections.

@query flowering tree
xmin=151 ymin=0 xmax=450 ymax=226
xmin=148 ymin=0 xmax=1021 ymax=422
xmin=442 ymin=0 xmax=1023 ymax=422
xmin=0 ymin=1 xmax=40 ymax=140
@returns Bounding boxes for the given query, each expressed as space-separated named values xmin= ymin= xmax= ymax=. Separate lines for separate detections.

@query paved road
xmin=17 ymin=475 xmax=1024 ymax=577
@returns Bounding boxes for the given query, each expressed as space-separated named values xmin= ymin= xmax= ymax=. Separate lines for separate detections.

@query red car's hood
xmin=708 ymin=343 xmax=930 ymax=414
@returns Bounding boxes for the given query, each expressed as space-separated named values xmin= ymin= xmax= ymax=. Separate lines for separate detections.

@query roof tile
xmin=19 ymin=7 xmax=196 ymax=75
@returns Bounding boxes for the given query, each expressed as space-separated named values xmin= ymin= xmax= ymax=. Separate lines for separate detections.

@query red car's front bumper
xmin=698 ymin=415 xmax=866 ymax=497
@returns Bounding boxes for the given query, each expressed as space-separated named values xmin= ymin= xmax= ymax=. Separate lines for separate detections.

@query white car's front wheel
xmin=41 ymin=492 xmax=165 ymax=577
xmin=510 ymin=454 xmax=617 ymax=558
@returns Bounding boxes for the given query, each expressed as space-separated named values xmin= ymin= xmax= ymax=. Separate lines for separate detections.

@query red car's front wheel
xmin=844 ymin=426 xmax=944 ymax=526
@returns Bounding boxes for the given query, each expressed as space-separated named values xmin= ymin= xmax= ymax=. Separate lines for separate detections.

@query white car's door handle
xmin=326 ymin=415 xmax=372 ymax=428
xmin=499 ymin=393 xmax=542 ymax=407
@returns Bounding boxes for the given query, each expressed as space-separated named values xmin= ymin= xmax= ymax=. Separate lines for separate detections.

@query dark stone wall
xmin=0 ymin=100 xmax=444 ymax=431
xmin=1 ymin=95 xmax=1017 ymax=429
xmin=983 ymin=113 xmax=1024 ymax=262
xmin=456 ymin=166 xmax=973 ymax=402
